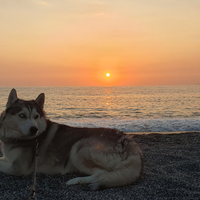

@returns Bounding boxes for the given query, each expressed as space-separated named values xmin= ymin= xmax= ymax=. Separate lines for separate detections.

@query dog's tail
xmin=89 ymin=152 xmax=143 ymax=190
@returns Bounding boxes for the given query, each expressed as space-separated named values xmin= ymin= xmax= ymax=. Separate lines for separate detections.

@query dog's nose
xmin=30 ymin=126 xmax=38 ymax=135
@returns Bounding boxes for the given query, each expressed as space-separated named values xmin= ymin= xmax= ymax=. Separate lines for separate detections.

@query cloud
xmin=36 ymin=1 xmax=51 ymax=7
xmin=93 ymin=0 xmax=105 ymax=5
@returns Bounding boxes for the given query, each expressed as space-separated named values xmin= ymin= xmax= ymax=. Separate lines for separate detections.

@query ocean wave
xmin=54 ymin=117 xmax=200 ymax=133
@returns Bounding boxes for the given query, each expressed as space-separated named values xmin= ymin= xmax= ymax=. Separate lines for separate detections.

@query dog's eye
xmin=19 ymin=113 xmax=26 ymax=118
xmin=34 ymin=114 xmax=40 ymax=119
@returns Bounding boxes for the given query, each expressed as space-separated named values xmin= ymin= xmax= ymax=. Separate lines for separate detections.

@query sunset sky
xmin=1 ymin=0 xmax=200 ymax=86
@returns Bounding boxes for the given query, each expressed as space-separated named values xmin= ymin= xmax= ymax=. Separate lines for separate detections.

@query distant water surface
xmin=0 ymin=86 xmax=200 ymax=132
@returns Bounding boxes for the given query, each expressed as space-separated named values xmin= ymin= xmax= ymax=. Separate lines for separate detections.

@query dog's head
xmin=0 ymin=89 xmax=47 ymax=138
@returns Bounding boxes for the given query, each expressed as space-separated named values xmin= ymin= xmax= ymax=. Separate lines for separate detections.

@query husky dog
xmin=0 ymin=89 xmax=143 ymax=190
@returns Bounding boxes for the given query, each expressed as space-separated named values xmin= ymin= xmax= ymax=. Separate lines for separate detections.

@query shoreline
xmin=0 ymin=131 xmax=200 ymax=199
xmin=127 ymin=131 xmax=200 ymax=134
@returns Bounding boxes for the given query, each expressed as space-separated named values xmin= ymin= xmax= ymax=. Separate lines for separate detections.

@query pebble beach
xmin=0 ymin=132 xmax=200 ymax=200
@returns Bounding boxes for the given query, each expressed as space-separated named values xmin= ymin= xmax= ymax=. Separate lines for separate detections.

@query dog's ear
xmin=6 ymin=89 xmax=18 ymax=109
xmin=35 ymin=93 xmax=45 ymax=110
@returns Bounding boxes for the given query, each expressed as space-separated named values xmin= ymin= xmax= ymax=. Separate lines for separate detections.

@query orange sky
xmin=0 ymin=0 xmax=200 ymax=86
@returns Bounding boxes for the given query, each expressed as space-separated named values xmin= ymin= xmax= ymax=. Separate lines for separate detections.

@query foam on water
xmin=55 ymin=117 xmax=200 ymax=133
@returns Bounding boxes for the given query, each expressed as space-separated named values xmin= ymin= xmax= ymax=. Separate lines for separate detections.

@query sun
xmin=106 ymin=73 xmax=110 ymax=78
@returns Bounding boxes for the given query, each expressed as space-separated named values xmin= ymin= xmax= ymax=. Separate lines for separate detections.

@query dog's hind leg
xmin=67 ymin=154 xmax=142 ymax=191
xmin=66 ymin=169 xmax=103 ymax=189
xmin=67 ymin=138 xmax=143 ymax=190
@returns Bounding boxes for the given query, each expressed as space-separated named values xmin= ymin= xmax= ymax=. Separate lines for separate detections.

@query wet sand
xmin=0 ymin=132 xmax=200 ymax=200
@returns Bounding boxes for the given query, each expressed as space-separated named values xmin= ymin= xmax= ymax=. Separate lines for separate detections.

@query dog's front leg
xmin=0 ymin=157 xmax=15 ymax=175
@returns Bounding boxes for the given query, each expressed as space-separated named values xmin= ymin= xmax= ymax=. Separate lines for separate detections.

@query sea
xmin=0 ymin=86 xmax=200 ymax=133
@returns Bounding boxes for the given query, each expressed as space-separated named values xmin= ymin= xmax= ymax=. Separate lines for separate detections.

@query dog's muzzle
xmin=30 ymin=126 xmax=38 ymax=135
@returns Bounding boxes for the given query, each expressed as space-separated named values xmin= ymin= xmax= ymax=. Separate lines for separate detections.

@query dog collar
xmin=0 ymin=131 xmax=47 ymax=147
